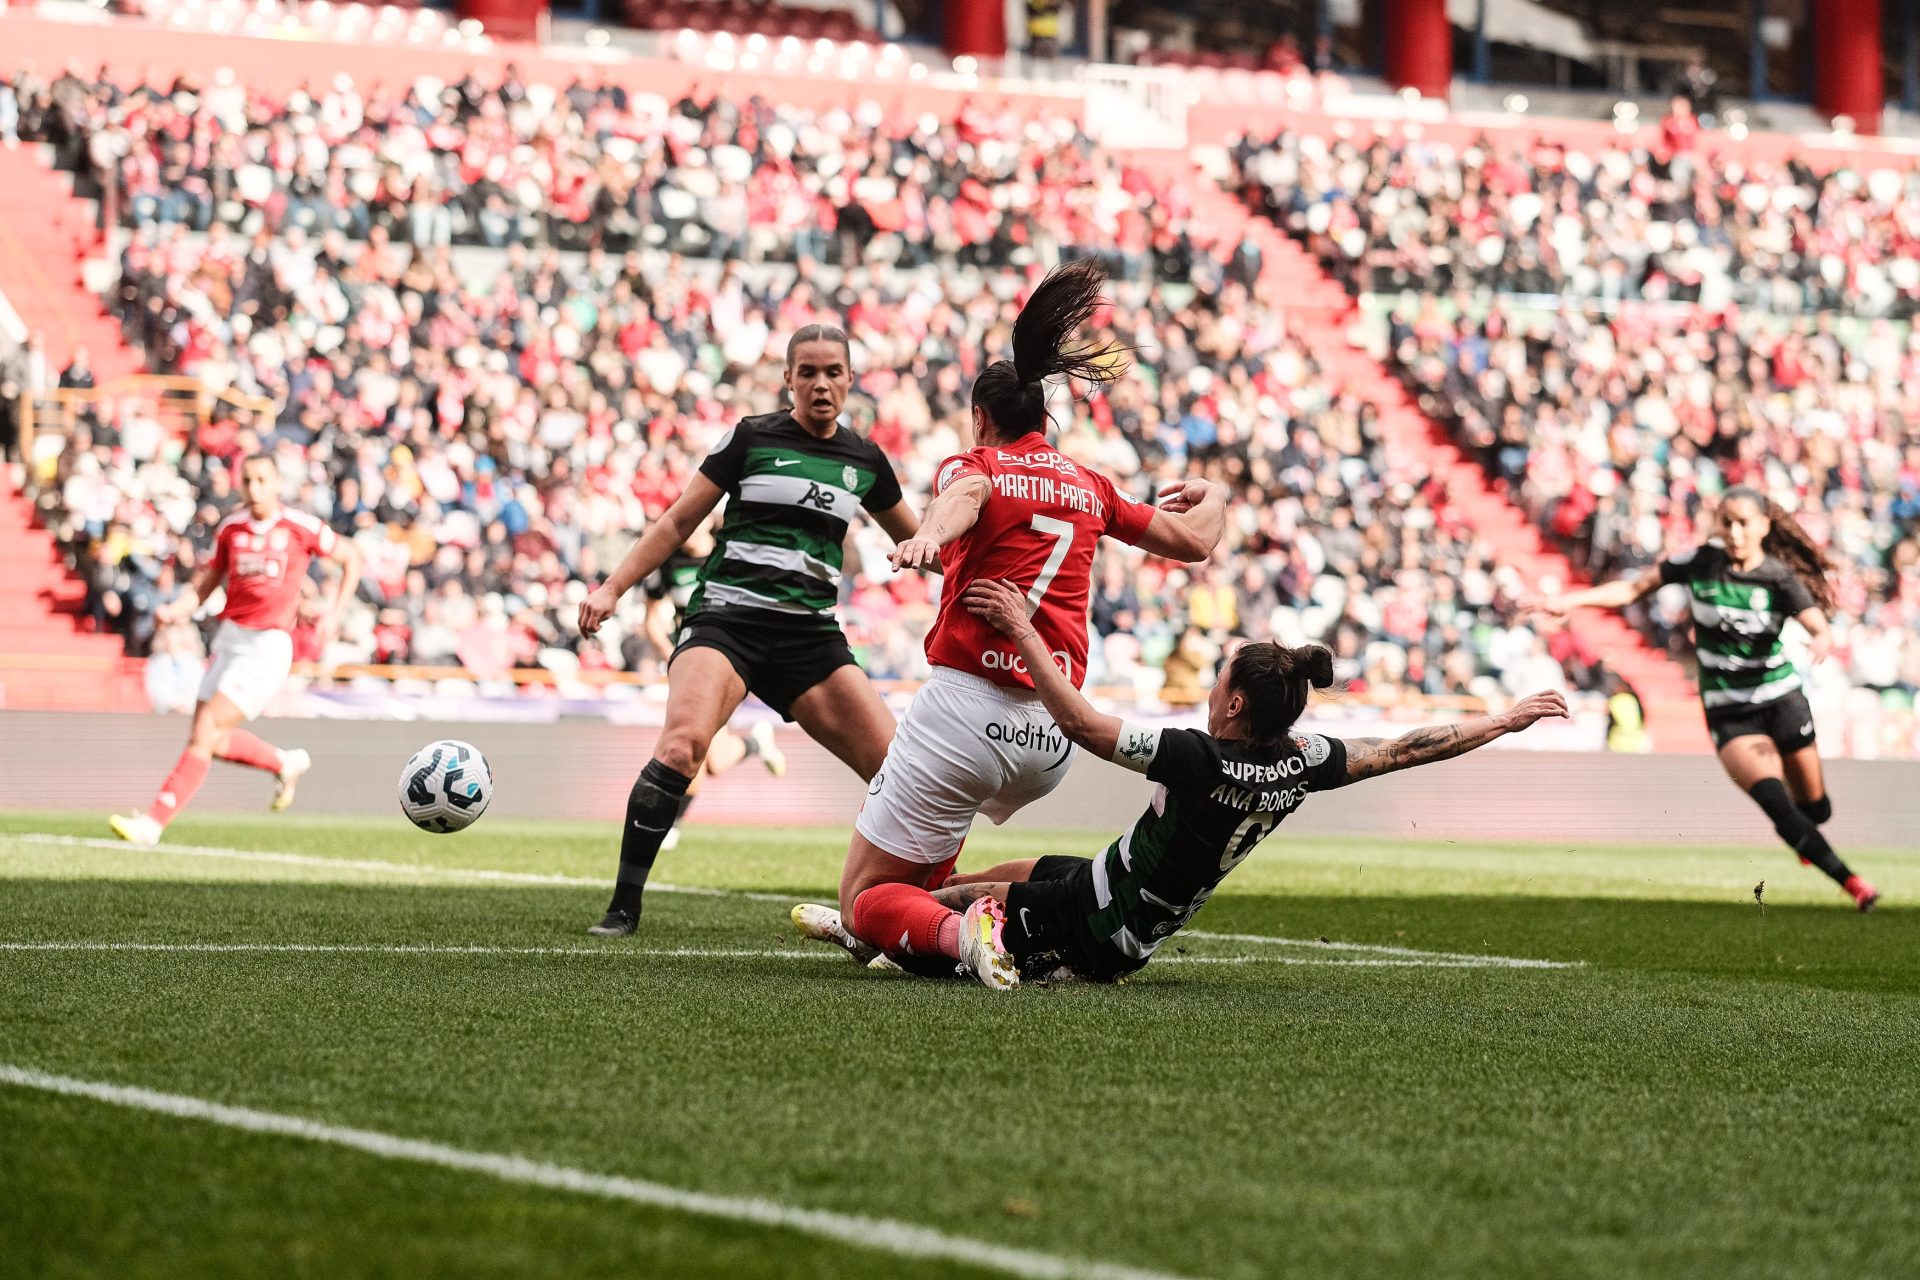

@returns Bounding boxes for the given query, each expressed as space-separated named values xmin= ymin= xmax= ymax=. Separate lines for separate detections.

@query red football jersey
xmin=209 ymin=508 xmax=336 ymax=632
xmin=926 ymin=432 xmax=1154 ymax=689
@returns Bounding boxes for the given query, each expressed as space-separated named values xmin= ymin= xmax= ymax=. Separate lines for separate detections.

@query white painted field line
xmin=10 ymin=833 xmax=791 ymax=903
xmin=1181 ymin=929 xmax=1583 ymax=969
xmin=0 ymin=940 xmax=1536 ymax=969
xmin=10 ymin=832 xmax=1582 ymax=970
xmin=0 ymin=942 xmax=841 ymax=960
xmin=0 ymin=1065 xmax=1200 ymax=1280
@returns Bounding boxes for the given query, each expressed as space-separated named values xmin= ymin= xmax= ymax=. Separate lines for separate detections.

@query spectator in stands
xmin=1027 ymin=0 xmax=1063 ymax=59
xmin=14 ymin=68 xmax=1618 ymax=720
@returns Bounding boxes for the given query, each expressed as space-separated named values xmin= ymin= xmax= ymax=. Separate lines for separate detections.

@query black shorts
xmin=1004 ymin=855 xmax=1140 ymax=983
xmin=1705 ymin=688 xmax=1817 ymax=753
xmin=671 ymin=615 xmax=857 ymax=721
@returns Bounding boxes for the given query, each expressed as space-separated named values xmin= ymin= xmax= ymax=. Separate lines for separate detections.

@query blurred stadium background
xmin=2 ymin=0 xmax=1918 ymax=824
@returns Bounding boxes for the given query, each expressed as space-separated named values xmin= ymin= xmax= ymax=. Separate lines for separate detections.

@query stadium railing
xmin=22 ymin=376 xmax=278 ymax=476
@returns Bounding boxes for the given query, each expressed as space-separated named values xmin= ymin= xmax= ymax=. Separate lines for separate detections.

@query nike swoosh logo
xmin=631 ymin=821 xmax=669 ymax=833
xmin=1018 ymin=907 xmax=1033 ymax=935
xmin=1799 ymin=723 xmax=1813 ymax=735
xmin=773 ymin=459 xmax=801 ymax=468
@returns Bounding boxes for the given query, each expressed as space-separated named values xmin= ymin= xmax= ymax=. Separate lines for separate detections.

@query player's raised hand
xmin=962 ymin=579 xmax=1035 ymax=638
xmin=1502 ymin=690 xmax=1570 ymax=731
xmin=1516 ymin=594 xmax=1572 ymax=619
xmin=1155 ymin=478 xmax=1218 ymax=514
xmin=889 ymin=535 xmax=942 ymax=572
xmin=577 ymin=583 xmax=619 ymax=638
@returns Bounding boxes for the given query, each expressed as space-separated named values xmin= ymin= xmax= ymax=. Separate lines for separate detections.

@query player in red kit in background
xmin=795 ymin=260 xmax=1229 ymax=986
xmin=110 ymin=454 xmax=362 ymax=846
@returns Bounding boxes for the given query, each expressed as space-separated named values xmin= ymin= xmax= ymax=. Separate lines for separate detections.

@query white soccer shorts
xmin=197 ymin=621 xmax=294 ymax=720
xmin=855 ymin=667 xmax=1077 ymax=865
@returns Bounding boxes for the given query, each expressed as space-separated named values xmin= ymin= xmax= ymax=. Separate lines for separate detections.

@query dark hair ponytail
xmin=1224 ymin=641 xmax=1337 ymax=748
xmin=970 ymin=259 xmax=1128 ymax=441
xmin=1722 ymin=486 xmax=1835 ymax=613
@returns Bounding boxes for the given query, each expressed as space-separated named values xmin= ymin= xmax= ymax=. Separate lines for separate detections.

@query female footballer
xmin=577 ymin=325 xmax=917 ymax=936
xmin=1533 ymin=487 xmax=1878 ymax=911
xmin=799 ymin=578 xmax=1569 ymax=988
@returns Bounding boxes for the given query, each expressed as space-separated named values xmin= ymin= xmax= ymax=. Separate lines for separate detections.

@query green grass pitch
xmin=2 ymin=809 xmax=1917 ymax=1279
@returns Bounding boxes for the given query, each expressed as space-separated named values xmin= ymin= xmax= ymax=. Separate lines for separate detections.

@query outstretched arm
xmin=1133 ymin=479 xmax=1230 ymax=563
xmin=1530 ymin=566 xmax=1662 ymax=617
xmin=869 ymin=500 xmax=921 ymax=544
xmin=889 ymin=474 xmax=989 ymax=572
xmin=963 ymin=578 xmax=1122 ymax=759
xmin=1339 ymin=691 xmax=1568 ymax=785
xmin=578 ymin=474 xmax=725 ymax=638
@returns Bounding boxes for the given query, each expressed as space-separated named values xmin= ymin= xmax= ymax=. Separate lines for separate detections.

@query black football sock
xmin=607 ymin=760 xmax=693 ymax=916
xmin=1798 ymin=795 xmax=1833 ymax=825
xmin=1749 ymin=778 xmax=1853 ymax=887
xmin=671 ymin=793 xmax=695 ymax=828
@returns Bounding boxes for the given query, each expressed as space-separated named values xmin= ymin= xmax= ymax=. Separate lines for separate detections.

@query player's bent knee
xmin=1799 ymin=796 xmax=1833 ymax=825
xmin=651 ymin=734 xmax=707 ymax=780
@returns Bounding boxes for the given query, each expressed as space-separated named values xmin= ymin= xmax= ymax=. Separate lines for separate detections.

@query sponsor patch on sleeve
xmin=1111 ymin=722 xmax=1161 ymax=774
xmin=936 ymin=458 xmax=966 ymax=493
xmin=1292 ymin=733 xmax=1332 ymax=767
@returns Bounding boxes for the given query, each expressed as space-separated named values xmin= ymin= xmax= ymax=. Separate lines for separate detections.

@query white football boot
xmin=790 ymin=903 xmax=879 ymax=965
xmin=270 ymin=749 xmax=311 ymax=812
xmin=959 ymin=897 xmax=1020 ymax=991
xmin=108 ymin=812 xmax=163 ymax=847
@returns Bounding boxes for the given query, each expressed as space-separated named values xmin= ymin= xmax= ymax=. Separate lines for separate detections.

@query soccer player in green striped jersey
xmin=1535 ymin=487 xmax=1879 ymax=911
xmin=794 ymin=577 xmax=1568 ymax=988
xmin=577 ymin=325 xmax=923 ymax=935
xmin=636 ymin=521 xmax=787 ymax=856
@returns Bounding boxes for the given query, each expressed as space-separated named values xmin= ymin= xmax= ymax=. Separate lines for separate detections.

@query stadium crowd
xmin=52 ymin=62 xmax=1192 ymax=279
xmin=11 ymin=65 xmax=1606 ymax=712
xmin=1233 ymin=125 xmax=1920 ymax=701
xmin=1234 ymin=121 xmax=1920 ymax=318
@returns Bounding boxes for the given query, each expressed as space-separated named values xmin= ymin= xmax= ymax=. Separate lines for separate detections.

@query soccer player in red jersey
xmin=799 ymin=260 xmax=1229 ymax=975
xmin=110 ymin=454 xmax=361 ymax=845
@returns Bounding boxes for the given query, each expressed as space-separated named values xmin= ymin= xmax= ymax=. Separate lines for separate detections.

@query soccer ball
xmin=398 ymin=740 xmax=493 ymax=834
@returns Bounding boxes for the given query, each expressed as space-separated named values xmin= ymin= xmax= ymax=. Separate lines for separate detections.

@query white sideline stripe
xmin=0 ymin=1065 xmax=1201 ymax=1280
xmin=0 ymin=941 xmax=1537 ymax=969
xmin=1182 ymin=930 xmax=1583 ymax=970
xmin=0 ymin=942 xmax=844 ymax=959
xmin=10 ymin=834 xmax=1581 ymax=970
xmin=11 ymin=834 xmax=793 ymax=903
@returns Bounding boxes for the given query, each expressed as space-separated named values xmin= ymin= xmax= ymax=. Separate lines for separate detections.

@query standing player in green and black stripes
xmin=638 ymin=520 xmax=787 ymax=855
xmin=577 ymin=325 xmax=921 ymax=936
xmin=1535 ymin=487 xmax=1879 ymax=911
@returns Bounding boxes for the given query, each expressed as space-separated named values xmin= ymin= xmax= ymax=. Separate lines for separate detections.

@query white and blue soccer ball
xmin=398 ymin=740 xmax=493 ymax=834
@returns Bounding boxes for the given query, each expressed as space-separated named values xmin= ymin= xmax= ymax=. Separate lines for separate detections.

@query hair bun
xmin=1297 ymin=645 xmax=1336 ymax=689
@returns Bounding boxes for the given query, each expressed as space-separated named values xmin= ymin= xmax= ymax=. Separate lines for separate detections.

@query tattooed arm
xmin=930 ymin=881 xmax=1012 ymax=912
xmin=889 ymin=474 xmax=990 ymax=571
xmin=1340 ymin=690 xmax=1569 ymax=785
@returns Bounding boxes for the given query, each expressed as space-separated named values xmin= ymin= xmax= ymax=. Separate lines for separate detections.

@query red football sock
xmin=218 ymin=729 xmax=282 ymax=773
xmin=849 ymin=882 xmax=962 ymax=959
xmin=147 ymin=752 xmax=211 ymax=827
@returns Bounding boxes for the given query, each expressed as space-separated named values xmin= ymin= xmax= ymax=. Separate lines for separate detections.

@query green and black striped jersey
xmin=1089 ymin=724 xmax=1351 ymax=971
xmin=1659 ymin=544 xmax=1817 ymax=711
xmin=688 ymin=412 xmax=905 ymax=629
